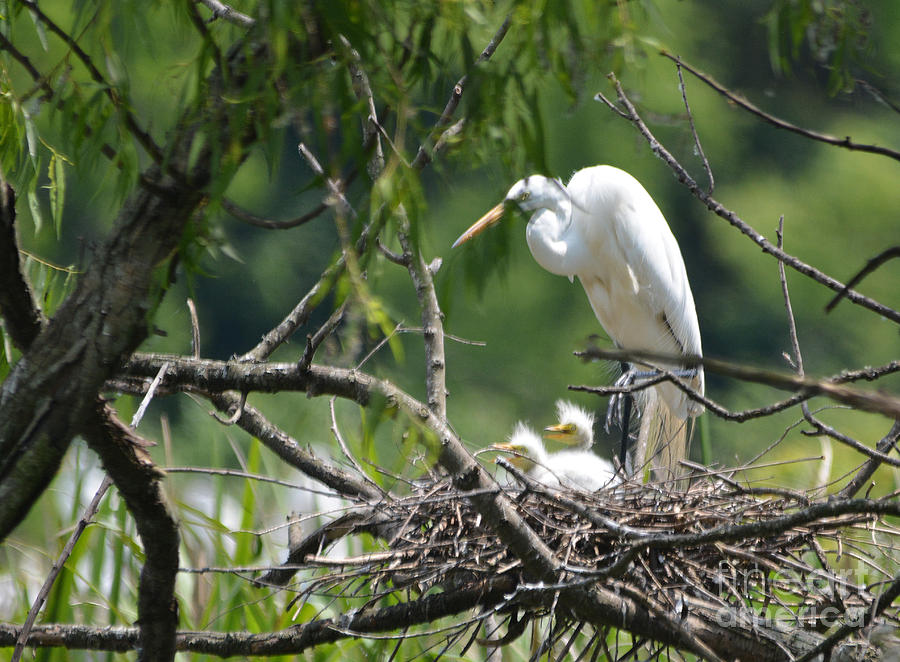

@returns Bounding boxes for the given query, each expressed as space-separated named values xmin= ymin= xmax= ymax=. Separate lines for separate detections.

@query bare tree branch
xmin=674 ymin=57 xmax=715 ymax=194
xmin=16 ymin=0 xmax=167 ymax=167
xmin=205 ymin=391 xmax=383 ymax=502
xmin=838 ymin=421 xmax=900 ymax=499
xmin=221 ymin=196 xmax=329 ymax=230
xmin=0 ymin=576 xmax=517 ymax=656
xmin=575 ymin=346 xmax=900 ymax=426
xmin=660 ymin=51 xmax=900 ymax=163
xmin=197 ymin=0 xmax=255 ymax=28
xmin=397 ymin=222 xmax=447 ymax=418
xmin=826 ymin=246 xmax=900 ymax=312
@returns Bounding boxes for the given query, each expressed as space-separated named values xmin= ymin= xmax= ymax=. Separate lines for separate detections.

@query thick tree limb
xmin=0 ymin=164 xmax=203 ymax=539
xmin=0 ymin=25 xmax=268 ymax=541
xmin=0 ymin=576 xmax=517 ymax=655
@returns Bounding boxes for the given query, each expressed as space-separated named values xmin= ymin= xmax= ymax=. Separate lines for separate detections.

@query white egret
xmin=491 ymin=421 xmax=617 ymax=492
xmin=543 ymin=399 xmax=595 ymax=450
xmin=455 ymin=165 xmax=704 ymax=482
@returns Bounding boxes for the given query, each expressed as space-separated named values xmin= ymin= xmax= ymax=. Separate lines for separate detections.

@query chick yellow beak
xmin=489 ymin=442 xmax=531 ymax=470
xmin=543 ymin=423 xmax=578 ymax=444
xmin=451 ymin=201 xmax=506 ymax=248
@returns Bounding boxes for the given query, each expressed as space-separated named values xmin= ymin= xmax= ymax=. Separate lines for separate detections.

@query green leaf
xmin=27 ymin=7 xmax=49 ymax=50
xmin=22 ymin=107 xmax=38 ymax=165
xmin=47 ymin=153 xmax=66 ymax=239
xmin=26 ymin=188 xmax=43 ymax=235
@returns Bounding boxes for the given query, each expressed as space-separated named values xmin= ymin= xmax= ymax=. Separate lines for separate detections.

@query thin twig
xmin=577 ymin=339 xmax=900 ymax=426
xmin=298 ymin=143 xmax=357 ymax=219
xmin=838 ymin=422 xmax=900 ymax=499
xmin=376 ymin=237 xmax=409 ymax=266
xmin=825 ymin=246 xmax=900 ymax=312
xmin=674 ymin=58 xmax=714 ymax=194
xmin=336 ymin=34 xmax=385 ymax=178
xmin=12 ymin=476 xmax=113 ymax=662
xmin=0 ymin=32 xmax=159 ymax=172
xmin=17 ymin=0 xmax=166 ymax=165
xmin=298 ymin=301 xmax=348 ymax=371
xmin=329 ymin=396 xmax=387 ymax=498
xmin=197 ymin=0 xmax=255 ymax=28
xmin=187 ymin=298 xmax=200 ymax=359
xmin=411 ymin=15 xmax=512 ymax=170
xmin=221 ymin=197 xmax=329 ymax=230
xmin=777 ymin=220 xmax=851 ymax=487
xmin=212 ymin=390 xmax=247 ymax=425
xmin=130 ymin=361 xmax=170 ymax=428
xmin=660 ymin=51 xmax=900 ymax=163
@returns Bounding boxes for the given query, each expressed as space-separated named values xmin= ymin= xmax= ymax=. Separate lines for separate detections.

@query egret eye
xmin=518 ymin=191 xmax=530 ymax=202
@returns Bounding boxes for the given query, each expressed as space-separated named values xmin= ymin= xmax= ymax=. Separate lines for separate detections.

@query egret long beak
xmin=543 ymin=423 xmax=577 ymax=444
xmin=489 ymin=442 xmax=516 ymax=452
xmin=451 ymin=201 xmax=506 ymax=248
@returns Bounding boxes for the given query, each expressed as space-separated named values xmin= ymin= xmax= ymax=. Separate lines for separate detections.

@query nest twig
xmin=264 ymin=469 xmax=900 ymax=660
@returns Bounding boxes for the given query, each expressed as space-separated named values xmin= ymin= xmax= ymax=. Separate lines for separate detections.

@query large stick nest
xmin=265 ymin=468 xmax=900 ymax=660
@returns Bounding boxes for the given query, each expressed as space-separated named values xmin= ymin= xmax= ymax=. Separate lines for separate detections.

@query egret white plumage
xmin=543 ymin=399 xmax=595 ymax=450
xmin=455 ymin=165 xmax=704 ymax=482
xmin=491 ymin=421 xmax=617 ymax=492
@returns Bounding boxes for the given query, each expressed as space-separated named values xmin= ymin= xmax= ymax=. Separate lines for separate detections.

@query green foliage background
xmin=1 ymin=0 xmax=898 ymax=657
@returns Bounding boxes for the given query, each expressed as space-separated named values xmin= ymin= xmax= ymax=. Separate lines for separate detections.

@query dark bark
xmin=83 ymin=405 xmax=180 ymax=662
xmin=0 ymin=181 xmax=43 ymax=350
xmin=0 ymin=31 xmax=266 ymax=542
xmin=0 ymin=166 xmax=203 ymax=538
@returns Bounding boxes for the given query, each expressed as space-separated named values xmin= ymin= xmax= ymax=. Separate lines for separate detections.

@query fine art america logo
xmin=713 ymin=561 xmax=871 ymax=629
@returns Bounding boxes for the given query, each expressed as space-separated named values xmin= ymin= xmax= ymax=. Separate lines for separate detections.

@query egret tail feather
xmin=633 ymin=388 xmax=691 ymax=486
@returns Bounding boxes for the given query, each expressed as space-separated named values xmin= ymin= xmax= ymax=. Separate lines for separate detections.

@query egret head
xmin=489 ymin=422 xmax=548 ymax=471
xmin=543 ymin=400 xmax=595 ymax=450
xmin=451 ymin=175 xmax=569 ymax=248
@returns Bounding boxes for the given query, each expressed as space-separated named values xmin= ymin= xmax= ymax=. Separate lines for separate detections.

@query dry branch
xmin=575 ymin=346 xmax=900 ymax=424
xmin=661 ymin=51 xmax=900 ymax=163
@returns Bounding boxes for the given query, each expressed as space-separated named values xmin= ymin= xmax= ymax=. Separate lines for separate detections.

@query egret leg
xmin=605 ymin=363 xmax=636 ymax=471
xmin=619 ymin=391 xmax=633 ymax=471
xmin=604 ymin=365 xmax=636 ymax=433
